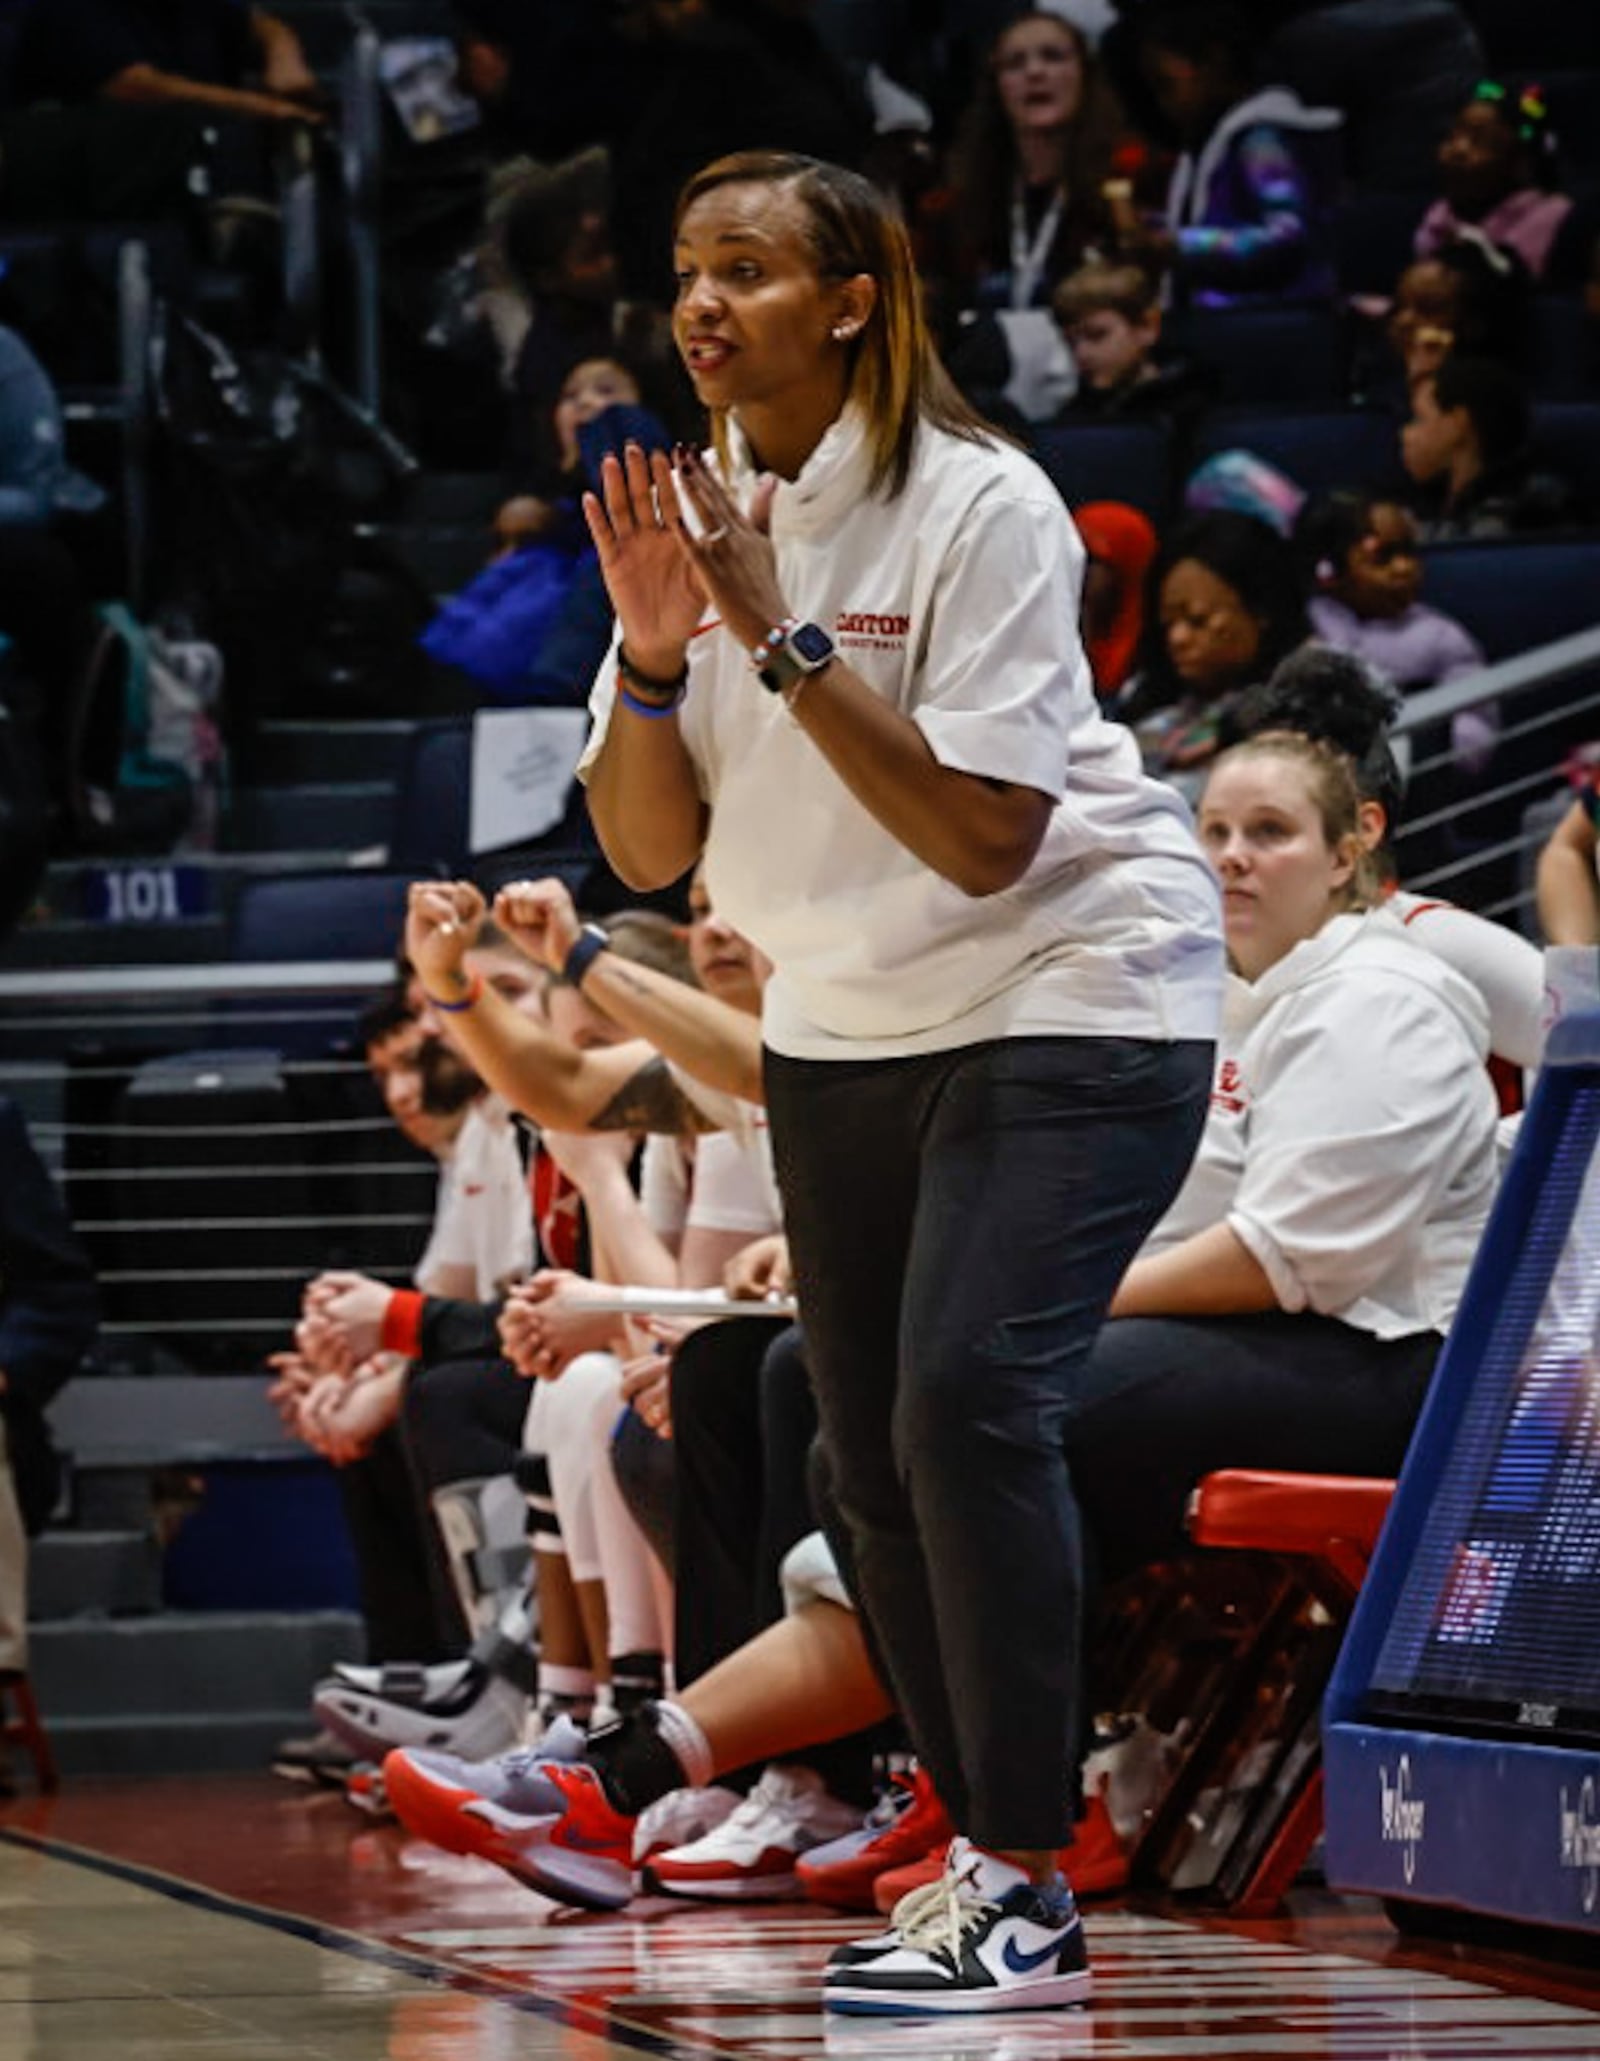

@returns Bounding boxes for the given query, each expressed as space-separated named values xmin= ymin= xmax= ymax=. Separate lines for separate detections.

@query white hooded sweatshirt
xmin=1143 ymin=908 xmax=1499 ymax=1339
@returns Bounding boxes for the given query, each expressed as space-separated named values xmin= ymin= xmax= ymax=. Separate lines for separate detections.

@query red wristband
xmin=381 ymin=1289 xmax=425 ymax=1359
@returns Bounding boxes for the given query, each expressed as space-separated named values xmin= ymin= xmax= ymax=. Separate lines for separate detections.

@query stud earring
xmin=833 ymin=323 xmax=856 ymax=341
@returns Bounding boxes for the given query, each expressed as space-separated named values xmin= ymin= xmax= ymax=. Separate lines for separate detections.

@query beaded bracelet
xmin=422 ymin=970 xmax=483 ymax=1014
xmin=748 ymin=616 xmax=799 ymax=671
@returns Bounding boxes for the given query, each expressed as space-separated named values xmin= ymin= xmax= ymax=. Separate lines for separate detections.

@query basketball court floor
xmin=2 ymin=1777 xmax=1598 ymax=2060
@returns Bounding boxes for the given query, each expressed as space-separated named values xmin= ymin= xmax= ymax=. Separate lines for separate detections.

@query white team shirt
xmin=1386 ymin=888 xmax=1545 ymax=1071
xmin=641 ymin=1127 xmax=783 ymax=1241
xmin=582 ymin=408 xmax=1223 ymax=1060
xmin=1144 ymin=909 xmax=1500 ymax=1339
xmin=413 ymin=1094 xmax=533 ymax=1300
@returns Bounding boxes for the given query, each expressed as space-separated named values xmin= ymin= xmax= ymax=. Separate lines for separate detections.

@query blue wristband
xmin=618 ymin=682 xmax=683 ymax=719
xmin=562 ymin=924 xmax=611 ymax=986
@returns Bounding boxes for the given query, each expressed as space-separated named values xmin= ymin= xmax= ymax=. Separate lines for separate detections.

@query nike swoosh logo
xmin=1001 ymin=1933 xmax=1066 ymax=1975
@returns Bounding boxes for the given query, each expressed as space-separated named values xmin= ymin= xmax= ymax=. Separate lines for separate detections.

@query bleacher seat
xmin=1335 ymin=190 xmax=1424 ymax=297
xmin=387 ymin=717 xmax=597 ymax=878
xmin=1528 ymin=297 xmax=1597 ymax=402
xmin=1029 ymin=422 xmax=1171 ymax=523
xmin=1168 ymin=306 xmax=1346 ymax=408
xmin=1530 ymin=403 xmax=1600 ymax=516
xmin=1475 ymin=0 xmax=1598 ymax=68
xmin=229 ymin=871 xmax=413 ymax=963
xmin=1420 ymin=536 xmax=1600 ymax=659
xmin=1189 ymin=407 xmax=1405 ymax=499
xmin=388 ymin=720 xmax=472 ymax=872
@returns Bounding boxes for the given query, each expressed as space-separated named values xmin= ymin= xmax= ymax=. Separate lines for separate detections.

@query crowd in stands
xmin=0 ymin=0 xmax=1598 ymax=1971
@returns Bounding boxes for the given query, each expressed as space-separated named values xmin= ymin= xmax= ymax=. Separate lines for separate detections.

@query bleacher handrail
xmin=0 ymin=960 xmax=394 ymax=1003
xmin=1388 ymin=625 xmax=1600 ymax=740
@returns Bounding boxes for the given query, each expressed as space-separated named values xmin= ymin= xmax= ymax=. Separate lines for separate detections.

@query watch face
xmin=791 ymin=621 xmax=835 ymax=666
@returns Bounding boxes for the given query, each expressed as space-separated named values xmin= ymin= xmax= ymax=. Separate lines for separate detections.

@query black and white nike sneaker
xmin=822 ymin=1837 xmax=1091 ymax=2015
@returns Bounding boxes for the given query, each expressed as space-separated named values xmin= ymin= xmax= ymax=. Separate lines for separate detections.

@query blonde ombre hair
xmin=672 ymin=151 xmax=994 ymax=499
xmin=1207 ymin=731 xmax=1380 ymax=912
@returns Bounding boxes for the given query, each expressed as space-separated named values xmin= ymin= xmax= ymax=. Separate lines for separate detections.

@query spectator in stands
xmin=1074 ymin=499 xmax=1159 ymax=698
xmin=1117 ymin=509 xmax=1309 ymax=794
xmin=930 ymin=9 xmax=1128 ymax=419
xmin=934 ymin=9 xmax=1126 ymax=314
xmin=1297 ymin=491 xmax=1494 ymax=773
xmin=1110 ymin=3 xmax=1340 ymax=309
xmin=1416 ymin=82 xmax=1576 ymax=288
xmin=11 ymin=0 xmax=322 ymax=126
xmin=0 ymin=1095 xmax=97 ymax=1725
xmin=1256 ymin=0 xmax=1482 ymax=190
xmin=1370 ymin=238 xmax=1531 ymax=397
xmin=1049 ymin=257 xmax=1213 ymax=435
xmin=1400 ymin=355 xmax=1573 ymax=539
xmin=421 ymin=370 xmax=669 ymax=707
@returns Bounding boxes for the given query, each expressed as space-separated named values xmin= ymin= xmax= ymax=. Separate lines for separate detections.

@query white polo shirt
xmin=1144 ymin=909 xmax=1500 ymax=1339
xmin=582 ymin=408 xmax=1223 ymax=1060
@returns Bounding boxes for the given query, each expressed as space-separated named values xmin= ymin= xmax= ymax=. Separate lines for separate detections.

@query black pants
xmin=670 ymin=1317 xmax=812 ymax=1687
xmin=669 ymin=1315 xmax=887 ymax=1806
xmin=765 ymin=1034 xmax=1212 ymax=1852
xmin=337 ymin=1425 xmax=457 ymax=1663
xmin=400 ymin=1356 xmax=531 ymax=1647
xmin=1067 ymin=1310 xmax=1441 ymax=1588
xmin=402 ymin=1355 xmax=529 ymax=1491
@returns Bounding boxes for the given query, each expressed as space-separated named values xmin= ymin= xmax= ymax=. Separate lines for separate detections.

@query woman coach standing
xmin=432 ymin=151 xmax=1223 ymax=2015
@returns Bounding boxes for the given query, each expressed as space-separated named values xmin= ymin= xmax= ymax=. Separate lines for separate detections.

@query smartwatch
xmin=563 ymin=923 xmax=611 ymax=987
xmin=757 ymin=620 xmax=837 ymax=696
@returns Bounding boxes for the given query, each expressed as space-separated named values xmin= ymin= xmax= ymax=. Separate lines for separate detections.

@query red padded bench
xmin=1175 ymin=1468 xmax=1396 ymax=1912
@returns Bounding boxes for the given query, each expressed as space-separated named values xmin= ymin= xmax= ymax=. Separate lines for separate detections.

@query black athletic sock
xmin=609 ymin=1650 xmax=665 ymax=1716
xmin=584 ymin=1702 xmax=692 ymax=1816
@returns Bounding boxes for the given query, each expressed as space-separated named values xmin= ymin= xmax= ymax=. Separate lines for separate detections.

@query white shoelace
xmin=888 ymin=1855 xmax=992 ymax=1960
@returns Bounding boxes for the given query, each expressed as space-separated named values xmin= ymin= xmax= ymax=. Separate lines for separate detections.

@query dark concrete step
xmin=30 ymin=1529 xmax=162 ymax=1621
xmin=30 ymin=1609 xmax=363 ymax=1725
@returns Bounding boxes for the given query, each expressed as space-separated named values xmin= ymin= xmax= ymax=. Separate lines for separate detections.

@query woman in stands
xmin=932 ymin=9 xmax=1126 ymax=318
xmin=1116 ymin=509 xmax=1308 ymax=796
xmin=408 ymin=147 xmax=1224 ymax=2018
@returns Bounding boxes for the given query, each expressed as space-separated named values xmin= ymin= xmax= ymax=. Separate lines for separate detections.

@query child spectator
xmin=1300 ymin=492 xmax=1484 ymax=691
xmin=1375 ymin=237 xmax=1530 ymax=394
xmin=1401 ymin=355 xmax=1573 ymax=539
xmin=1416 ymin=82 xmax=1576 ymax=288
xmin=1116 ymin=508 xmax=1309 ymax=794
xmin=1298 ymin=490 xmax=1496 ymax=783
xmin=420 ymin=368 xmax=668 ymax=705
xmin=1051 ymin=258 xmax=1212 ymax=432
xmin=1113 ymin=2 xmax=1340 ymax=309
xmin=1075 ymin=500 xmax=1159 ymax=698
